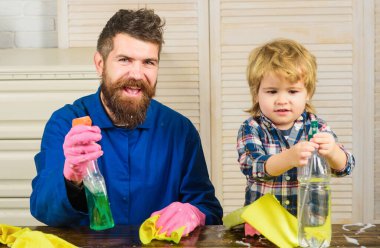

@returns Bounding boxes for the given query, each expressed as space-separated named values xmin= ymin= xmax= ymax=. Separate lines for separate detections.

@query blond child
xmin=237 ymin=38 xmax=355 ymax=216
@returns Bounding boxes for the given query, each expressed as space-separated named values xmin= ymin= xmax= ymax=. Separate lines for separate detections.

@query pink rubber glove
xmin=63 ymin=125 xmax=103 ymax=183
xmin=151 ymin=202 xmax=206 ymax=237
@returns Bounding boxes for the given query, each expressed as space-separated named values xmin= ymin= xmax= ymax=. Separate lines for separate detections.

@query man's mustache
xmin=116 ymin=79 xmax=150 ymax=91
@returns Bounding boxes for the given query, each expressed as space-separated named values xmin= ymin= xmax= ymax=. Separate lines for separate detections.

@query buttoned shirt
xmin=237 ymin=111 xmax=355 ymax=215
xmin=30 ymin=88 xmax=223 ymax=226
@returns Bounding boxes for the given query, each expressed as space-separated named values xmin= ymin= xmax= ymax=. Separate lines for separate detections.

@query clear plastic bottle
xmin=297 ymin=120 xmax=331 ymax=247
xmin=72 ymin=116 xmax=114 ymax=231
xmin=83 ymin=160 xmax=115 ymax=230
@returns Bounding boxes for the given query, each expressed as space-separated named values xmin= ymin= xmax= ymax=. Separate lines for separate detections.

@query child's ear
xmin=306 ymin=94 xmax=311 ymax=101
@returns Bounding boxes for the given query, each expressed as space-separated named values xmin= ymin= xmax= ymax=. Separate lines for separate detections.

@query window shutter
xmin=61 ymin=0 xmax=210 ymax=163
xmin=211 ymin=0 xmax=355 ymax=223
xmin=374 ymin=0 xmax=380 ymax=221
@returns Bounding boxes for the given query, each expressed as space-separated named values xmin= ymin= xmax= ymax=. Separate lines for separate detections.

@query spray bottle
xmin=297 ymin=119 xmax=331 ymax=247
xmin=72 ymin=116 xmax=114 ymax=231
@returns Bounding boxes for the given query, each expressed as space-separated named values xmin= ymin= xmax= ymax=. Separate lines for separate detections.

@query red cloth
xmin=244 ymin=222 xmax=260 ymax=237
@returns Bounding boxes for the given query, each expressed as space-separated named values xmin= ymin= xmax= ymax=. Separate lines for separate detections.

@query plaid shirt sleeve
xmin=317 ymin=117 xmax=355 ymax=177
xmin=237 ymin=120 xmax=274 ymax=181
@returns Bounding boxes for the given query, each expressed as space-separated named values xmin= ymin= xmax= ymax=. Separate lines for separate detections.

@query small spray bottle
xmin=72 ymin=116 xmax=114 ymax=231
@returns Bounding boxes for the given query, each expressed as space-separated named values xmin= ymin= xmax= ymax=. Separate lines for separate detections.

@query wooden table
xmin=1 ymin=224 xmax=379 ymax=247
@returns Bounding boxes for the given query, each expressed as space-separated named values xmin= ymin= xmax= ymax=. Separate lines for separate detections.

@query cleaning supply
xmin=222 ymin=204 xmax=249 ymax=229
xmin=72 ymin=116 xmax=114 ymax=231
xmin=139 ymin=202 xmax=205 ymax=244
xmin=139 ymin=215 xmax=186 ymax=244
xmin=0 ymin=224 xmax=77 ymax=248
xmin=244 ymin=223 xmax=260 ymax=237
xmin=297 ymin=119 xmax=331 ymax=247
xmin=150 ymin=202 xmax=205 ymax=237
xmin=241 ymin=193 xmax=298 ymax=248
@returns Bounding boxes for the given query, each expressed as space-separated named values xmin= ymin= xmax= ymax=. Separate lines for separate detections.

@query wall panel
xmin=211 ymin=0 xmax=357 ymax=223
xmin=375 ymin=0 xmax=380 ymax=221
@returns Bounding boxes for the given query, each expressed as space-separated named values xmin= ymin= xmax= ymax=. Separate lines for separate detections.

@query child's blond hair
xmin=246 ymin=38 xmax=317 ymax=117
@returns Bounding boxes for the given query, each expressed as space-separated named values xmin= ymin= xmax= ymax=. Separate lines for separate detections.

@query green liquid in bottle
xmin=85 ymin=187 xmax=115 ymax=231
xmin=71 ymin=117 xmax=114 ymax=231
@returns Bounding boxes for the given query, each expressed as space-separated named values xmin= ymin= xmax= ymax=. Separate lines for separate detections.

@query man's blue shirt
xmin=30 ymin=88 xmax=222 ymax=226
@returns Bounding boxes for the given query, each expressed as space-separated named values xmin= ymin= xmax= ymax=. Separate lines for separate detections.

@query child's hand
xmin=289 ymin=141 xmax=318 ymax=167
xmin=311 ymin=132 xmax=337 ymax=160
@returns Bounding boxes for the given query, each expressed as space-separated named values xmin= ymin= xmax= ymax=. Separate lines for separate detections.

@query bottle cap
xmin=309 ymin=120 xmax=318 ymax=140
xmin=72 ymin=116 xmax=92 ymax=127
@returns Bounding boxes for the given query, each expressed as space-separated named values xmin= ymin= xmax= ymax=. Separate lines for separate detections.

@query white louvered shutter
xmin=60 ymin=0 xmax=211 ymax=165
xmin=0 ymin=48 xmax=98 ymax=225
xmin=375 ymin=0 xmax=380 ymax=222
xmin=210 ymin=0 xmax=356 ymax=223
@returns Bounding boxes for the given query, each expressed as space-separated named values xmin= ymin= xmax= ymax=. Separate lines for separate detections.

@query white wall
xmin=0 ymin=0 xmax=57 ymax=48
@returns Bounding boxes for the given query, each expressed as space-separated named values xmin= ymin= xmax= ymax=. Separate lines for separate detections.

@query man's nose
xmin=128 ymin=62 xmax=143 ymax=80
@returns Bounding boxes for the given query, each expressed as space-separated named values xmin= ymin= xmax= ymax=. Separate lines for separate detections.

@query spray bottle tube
xmin=72 ymin=116 xmax=114 ymax=231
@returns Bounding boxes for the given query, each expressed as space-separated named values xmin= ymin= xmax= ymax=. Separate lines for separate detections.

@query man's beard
xmin=100 ymin=73 xmax=156 ymax=129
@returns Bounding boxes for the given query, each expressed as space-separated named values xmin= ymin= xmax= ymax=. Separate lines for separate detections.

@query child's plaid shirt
xmin=236 ymin=111 xmax=355 ymax=216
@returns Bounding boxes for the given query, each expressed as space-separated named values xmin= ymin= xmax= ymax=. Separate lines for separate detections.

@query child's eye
xmin=267 ymin=90 xmax=277 ymax=94
xmin=289 ymin=90 xmax=298 ymax=94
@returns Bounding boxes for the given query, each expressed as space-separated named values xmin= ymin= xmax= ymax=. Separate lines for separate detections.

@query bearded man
xmin=30 ymin=9 xmax=222 ymax=236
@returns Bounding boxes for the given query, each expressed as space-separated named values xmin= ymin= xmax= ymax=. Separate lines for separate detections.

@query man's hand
xmin=63 ymin=125 xmax=103 ymax=183
xmin=151 ymin=202 xmax=206 ymax=237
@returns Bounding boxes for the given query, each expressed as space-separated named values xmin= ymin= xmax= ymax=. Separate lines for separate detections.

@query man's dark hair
xmin=97 ymin=8 xmax=165 ymax=61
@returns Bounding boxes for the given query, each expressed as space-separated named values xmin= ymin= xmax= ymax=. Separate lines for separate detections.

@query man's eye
xmin=119 ymin=58 xmax=129 ymax=62
xmin=145 ymin=60 xmax=157 ymax=66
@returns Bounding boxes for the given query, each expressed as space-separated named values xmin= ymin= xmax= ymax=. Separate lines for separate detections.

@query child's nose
xmin=275 ymin=94 xmax=288 ymax=104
